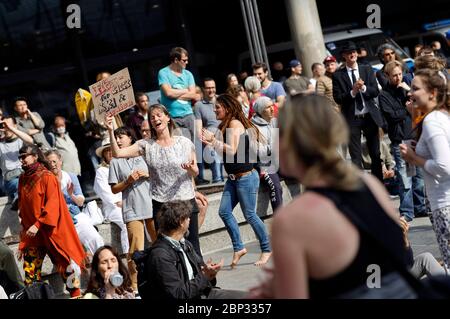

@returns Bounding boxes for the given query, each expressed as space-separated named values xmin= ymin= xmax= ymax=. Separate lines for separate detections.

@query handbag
xmin=82 ymin=200 xmax=104 ymax=226
xmin=9 ymin=281 xmax=55 ymax=299
xmin=310 ymin=188 xmax=450 ymax=299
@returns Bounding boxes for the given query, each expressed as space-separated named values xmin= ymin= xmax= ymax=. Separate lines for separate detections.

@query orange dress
xmin=18 ymin=164 xmax=86 ymax=273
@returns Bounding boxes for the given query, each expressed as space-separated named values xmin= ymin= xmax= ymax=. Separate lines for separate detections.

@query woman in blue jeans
xmin=201 ymin=94 xmax=271 ymax=267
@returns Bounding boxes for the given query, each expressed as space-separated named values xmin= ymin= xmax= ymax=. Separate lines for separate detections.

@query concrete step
xmin=0 ymin=179 xmax=300 ymax=297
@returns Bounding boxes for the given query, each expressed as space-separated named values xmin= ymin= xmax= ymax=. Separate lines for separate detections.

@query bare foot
xmin=254 ymin=252 xmax=272 ymax=267
xmin=230 ymin=248 xmax=248 ymax=268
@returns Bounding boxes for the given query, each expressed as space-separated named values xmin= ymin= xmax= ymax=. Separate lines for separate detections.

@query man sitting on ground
xmin=146 ymin=200 xmax=245 ymax=299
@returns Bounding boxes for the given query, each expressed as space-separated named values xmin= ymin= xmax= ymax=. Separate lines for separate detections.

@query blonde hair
xmin=383 ymin=60 xmax=403 ymax=76
xmin=278 ymin=95 xmax=361 ymax=191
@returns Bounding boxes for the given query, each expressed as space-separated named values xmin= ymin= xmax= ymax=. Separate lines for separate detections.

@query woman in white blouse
xmin=401 ymin=69 xmax=450 ymax=272
xmin=105 ymin=105 xmax=204 ymax=256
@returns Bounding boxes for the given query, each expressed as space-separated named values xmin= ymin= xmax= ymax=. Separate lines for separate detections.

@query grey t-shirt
xmin=193 ymin=99 xmax=220 ymax=131
xmin=283 ymin=76 xmax=311 ymax=96
xmin=15 ymin=112 xmax=51 ymax=149
xmin=109 ymin=156 xmax=153 ymax=222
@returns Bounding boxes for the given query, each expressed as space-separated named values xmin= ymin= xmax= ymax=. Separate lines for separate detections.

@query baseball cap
xmin=323 ymin=56 xmax=337 ymax=64
xmin=289 ymin=59 xmax=301 ymax=68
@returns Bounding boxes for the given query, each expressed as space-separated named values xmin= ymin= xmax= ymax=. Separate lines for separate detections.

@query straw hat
xmin=95 ymin=138 xmax=111 ymax=158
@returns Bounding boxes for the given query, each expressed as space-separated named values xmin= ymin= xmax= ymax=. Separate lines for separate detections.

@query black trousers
xmin=152 ymin=199 xmax=202 ymax=258
xmin=348 ymin=114 xmax=383 ymax=181
xmin=260 ymin=173 xmax=283 ymax=213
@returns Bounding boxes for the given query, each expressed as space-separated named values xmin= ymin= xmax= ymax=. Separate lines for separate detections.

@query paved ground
xmin=206 ymin=197 xmax=441 ymax=293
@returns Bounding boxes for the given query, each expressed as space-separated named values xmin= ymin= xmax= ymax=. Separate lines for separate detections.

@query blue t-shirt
xmin=261 ymin=81 xmax=286 ymax=102
xmin=158 ymin=66 xmax=195 ymax=118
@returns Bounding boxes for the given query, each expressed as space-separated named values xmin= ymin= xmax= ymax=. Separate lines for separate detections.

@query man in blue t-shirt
xmin=253 ymin=62 xmax=286 ymax=108
xmin=158 ymin=47 xmax=200 ymax=141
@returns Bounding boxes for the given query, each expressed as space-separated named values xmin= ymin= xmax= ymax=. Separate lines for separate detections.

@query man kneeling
xmin=147 ymin=200 xmax=246 ymax=299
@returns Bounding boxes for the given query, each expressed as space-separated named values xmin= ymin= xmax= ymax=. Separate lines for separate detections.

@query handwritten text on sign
xmin=89 ymin=68 xmax=135 ymax=123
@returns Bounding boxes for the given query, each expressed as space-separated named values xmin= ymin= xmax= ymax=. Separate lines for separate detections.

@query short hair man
xmin=13 ymin=97 xmax=50 ymax=150
xmin=50 ymin=116 xmax=82 ymax=176
xmin=45 ymin=149 xmax=104 ymax=255
xmin=126 ymin=92 xmax=149 ymax=140
xmin=253 ymin=62 xmax=286 ymax=107
xmin=332 ymin=41 xmax=384 ymax=181
xmin=158 ymin=47 xmax=200 ymax=141
xmin=146 ymin=200 xmax=245 ymax=299
xmin=140 ymin=120 xmax=151 ymax=140
xmin=283 ymin=59 xmax=315 ymax=97
xmin=193 ymin=78 xmax=223 ymax=185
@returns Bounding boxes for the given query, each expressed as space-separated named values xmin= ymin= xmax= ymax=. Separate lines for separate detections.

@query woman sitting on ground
xmin=84 ymin=245 xmax=135 ymax=299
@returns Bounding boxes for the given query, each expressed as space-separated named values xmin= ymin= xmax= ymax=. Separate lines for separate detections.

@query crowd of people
xmin=0 ymin=38 xmax=449 ymax=300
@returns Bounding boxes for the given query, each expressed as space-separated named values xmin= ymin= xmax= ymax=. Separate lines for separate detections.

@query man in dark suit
xmin=332 ymin=41 xmax=384 ymax=181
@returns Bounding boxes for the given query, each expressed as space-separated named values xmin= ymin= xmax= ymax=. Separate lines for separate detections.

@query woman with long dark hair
xmin=85 ymin=245 xmax=134 ymax=299
xmin=201 ymin=94 xmax=271 ymax=267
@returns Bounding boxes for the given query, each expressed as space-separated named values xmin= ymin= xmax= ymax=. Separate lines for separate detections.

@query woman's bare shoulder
xmin=274 ymin=192 xmax=338 ymax=234
xmin=229 ymin=119 xmax=244 ymax=128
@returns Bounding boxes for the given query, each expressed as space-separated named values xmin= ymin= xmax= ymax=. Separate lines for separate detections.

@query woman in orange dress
xmin=17 ymin=144 xmax=86 ymax=297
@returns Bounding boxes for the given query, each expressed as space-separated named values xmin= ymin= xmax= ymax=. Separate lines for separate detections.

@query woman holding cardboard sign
xmin=105 ymin=105 xmax=203 ymax=257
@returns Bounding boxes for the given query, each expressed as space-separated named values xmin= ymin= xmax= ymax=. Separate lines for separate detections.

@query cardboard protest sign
xmin=89 ymin=68 xmax=135 ymax=124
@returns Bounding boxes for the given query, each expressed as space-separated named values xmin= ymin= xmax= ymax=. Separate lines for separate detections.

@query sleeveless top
xmin=222 ymin=129 xmax=255 ymax=175
xmin=306 ymin=182 xmax=409 ymax=299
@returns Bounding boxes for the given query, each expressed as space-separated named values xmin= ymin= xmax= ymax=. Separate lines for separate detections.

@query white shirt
xmin=415 ymin=110 xmax=450 ymax=211
xmin=94 ymin=166 xmax=122 ymax=210
xmin=346 ymin=65 xmax=368 ymax=115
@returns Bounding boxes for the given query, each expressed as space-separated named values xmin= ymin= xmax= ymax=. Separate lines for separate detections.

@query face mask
xmin=56 ymin=127 xmax=66 ymax=134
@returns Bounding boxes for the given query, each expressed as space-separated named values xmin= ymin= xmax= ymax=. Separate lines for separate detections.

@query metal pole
xmin=240 ymin=0 xmax=256 ymax=66
xmin=245 ymin=0 xmax=262 ymax=63
xmin=251 ymin=0 xmax=271 ymax=78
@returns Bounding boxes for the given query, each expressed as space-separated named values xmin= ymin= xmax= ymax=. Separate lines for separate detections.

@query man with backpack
xmin=134 ymin=200 xmax=245 ymax=299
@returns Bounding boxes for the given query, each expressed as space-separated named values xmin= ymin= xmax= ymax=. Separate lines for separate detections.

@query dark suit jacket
xmin=332 ymin=63 xmax=384 ymax=128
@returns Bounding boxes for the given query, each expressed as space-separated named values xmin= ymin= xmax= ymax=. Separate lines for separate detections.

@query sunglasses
xmin=18 ymin=153 xmax=32 ymax=160
xmin=180 ymin=58 xmax=188 ymax=63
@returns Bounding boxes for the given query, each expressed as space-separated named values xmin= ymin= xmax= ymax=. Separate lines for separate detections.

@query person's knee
xmin=0 ymin=245 xmax=15 ymax=263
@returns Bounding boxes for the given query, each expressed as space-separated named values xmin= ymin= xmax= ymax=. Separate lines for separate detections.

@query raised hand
xmin=105 ymin=114 xmax=114 ymax=132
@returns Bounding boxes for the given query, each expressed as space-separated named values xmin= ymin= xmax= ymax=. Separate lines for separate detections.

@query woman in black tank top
xmin=248 ymin=95 xmax=412 ymax=299
xmin=201 ymin=94 xmax=272 ymax=267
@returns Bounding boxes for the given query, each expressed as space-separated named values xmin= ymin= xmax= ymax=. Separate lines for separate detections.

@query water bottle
xmin=109 ymin=272 xmax=123 ymax=287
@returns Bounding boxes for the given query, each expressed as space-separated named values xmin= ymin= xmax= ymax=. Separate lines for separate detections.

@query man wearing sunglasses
xmin=376 ymin=43 xmax=413 ymax=90
xmin=158 ymin=47 xmax=201 ymax=142
xmin=0 ymin=116 xmax=33 ymax=210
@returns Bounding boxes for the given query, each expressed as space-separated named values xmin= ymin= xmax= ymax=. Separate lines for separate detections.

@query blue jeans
xmin=3 ymin=177 xmax=19 ymax=202
xmin=391 ymin=143 xmax=426 ymax=221
xmin=391 ymin=143 xmax=413 ymax=219
xmin=218 ymin=170 xmax=271 ymax=252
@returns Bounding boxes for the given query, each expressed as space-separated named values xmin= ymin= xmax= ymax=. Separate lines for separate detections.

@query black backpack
xmin=9 ymin=281 xmax=55 ymax=299
xmin=132 ymin=247 xmax=154 ymax=299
